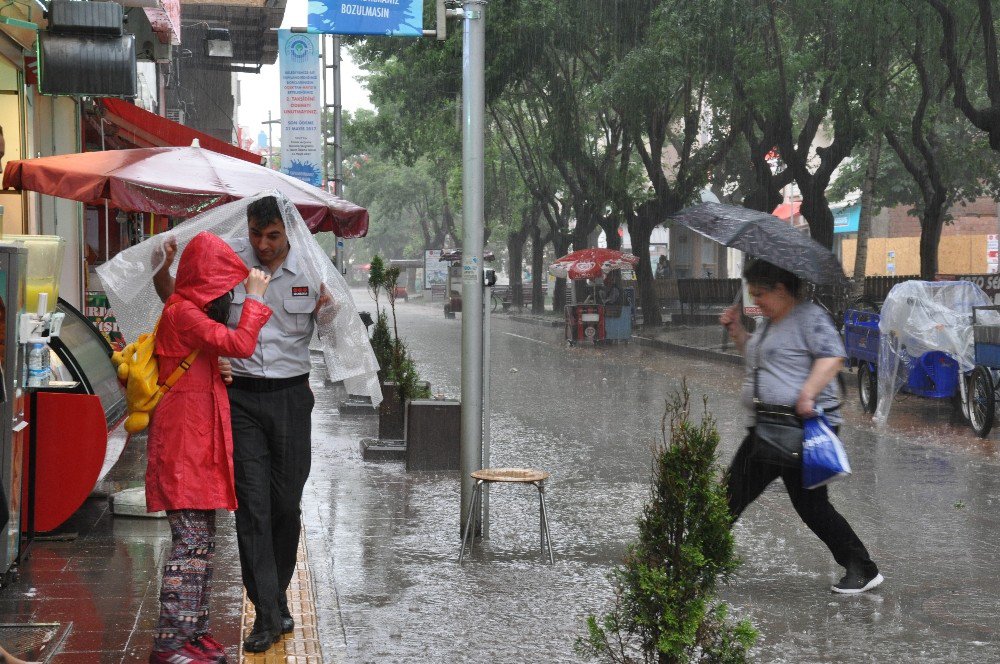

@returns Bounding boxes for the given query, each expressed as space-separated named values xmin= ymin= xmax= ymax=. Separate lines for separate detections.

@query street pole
xmin=263 ymin=111 xmax=279 ymax=169
xmin=332 ymin=34 xmax=345 ymax=274
xmin=459 ymin=0 xmax=487 ymax=538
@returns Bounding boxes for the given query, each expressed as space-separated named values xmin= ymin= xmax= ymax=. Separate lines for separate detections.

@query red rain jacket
xmin=146 ymin=232 xmax=272 ymax=512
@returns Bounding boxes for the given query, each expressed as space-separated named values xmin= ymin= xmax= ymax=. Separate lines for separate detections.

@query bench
xmin=676 ymin=278 xmax=742 ymax=315
xmin=495 ymin=284 xmax=547 ymax=310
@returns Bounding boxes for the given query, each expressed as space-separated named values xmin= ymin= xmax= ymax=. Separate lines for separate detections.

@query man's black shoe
xmin=280 ymin=616 xmax=295 ymax=634
xmin=243 ymin=628 xmax=280 ymax=653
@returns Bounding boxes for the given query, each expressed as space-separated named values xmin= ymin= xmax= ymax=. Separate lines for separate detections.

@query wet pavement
xmin=308 ymin=292 xmax=1000 ymax=662
xmin=3 ymin=289 xmax=1000 ymax=662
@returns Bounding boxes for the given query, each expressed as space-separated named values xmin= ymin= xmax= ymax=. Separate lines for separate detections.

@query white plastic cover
xmin=874 ymin=280 xmax=991 ymax=424
xmin=96 ymin=190 xmax=382 ymax=406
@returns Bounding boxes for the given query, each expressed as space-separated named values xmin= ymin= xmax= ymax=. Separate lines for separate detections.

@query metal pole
xmin=321 ymin=34 xmax=329 ymax=187
xmin=332 ymin=34 xmax=345 ymax=274
xmin=459 ymin=0 xmax=487 ymax=539
xmin=482 ymin=283 xmax=491 ymax=538
xmin=100 ymin=117 xmax=108 ymax=262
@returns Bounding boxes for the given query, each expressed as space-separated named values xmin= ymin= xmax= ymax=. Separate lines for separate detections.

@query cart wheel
xmin=968 ymin=366 xmax=995 ymax=438
xmin=858 ymin=363 xmax=878 ymax=413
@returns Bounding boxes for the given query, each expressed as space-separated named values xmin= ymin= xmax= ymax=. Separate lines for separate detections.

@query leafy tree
xmin=926 ymin=0 xmax=1000 ymax=150
xmin=580 ymin=389 xmax=756 ymax=664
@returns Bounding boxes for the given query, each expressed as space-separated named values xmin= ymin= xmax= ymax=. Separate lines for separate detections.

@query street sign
xmin=308 ymin=0 xmax=424 ymax=36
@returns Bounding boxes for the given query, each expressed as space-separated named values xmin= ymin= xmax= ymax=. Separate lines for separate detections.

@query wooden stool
xmin=458 ymin=467 xmax=554 ymax=564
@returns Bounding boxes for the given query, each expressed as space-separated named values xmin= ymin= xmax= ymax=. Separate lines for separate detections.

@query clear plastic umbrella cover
xmin=96 ymin=190 xmax=382 ymax=405
xmin=874 ymin=280 xmax=992 ymax=424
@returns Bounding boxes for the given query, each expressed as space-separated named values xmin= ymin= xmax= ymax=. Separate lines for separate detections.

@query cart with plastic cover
xmin=846 ymin=280 xmax=992 ymax=434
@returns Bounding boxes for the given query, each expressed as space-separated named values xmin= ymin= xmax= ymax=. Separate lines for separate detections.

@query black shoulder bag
xmin=750 ymin=321 xmax=805 ymax=467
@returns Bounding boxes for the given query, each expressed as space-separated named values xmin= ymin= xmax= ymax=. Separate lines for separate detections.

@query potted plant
xmin=368 ymin=257 xmax=430 ymax=442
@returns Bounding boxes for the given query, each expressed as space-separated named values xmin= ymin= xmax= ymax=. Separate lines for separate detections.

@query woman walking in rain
xmin=146 ymin=232 xmax=273 ymax=663
xmin=719 ymin=259 xmax=883 ymax=594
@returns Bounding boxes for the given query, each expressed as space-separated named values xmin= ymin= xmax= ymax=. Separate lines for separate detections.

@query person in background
xmin=147 ymin=232 xmax=272 ymax=663
xmin=600 ymin=271 xmax=622 ymax=306
xmin=655 ymin=255 xmax=671 ymax=279
xmin=719 ymin=259 xmax=883 ymax=594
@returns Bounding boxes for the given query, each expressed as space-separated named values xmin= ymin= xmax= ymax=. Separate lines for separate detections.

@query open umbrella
xmin=669 ymin=202 xmax=846 ymax=284
xmin=549 ymin=248 xmax=639 ymax=280
xmin=2 ymin=144 xmax=369 ymax=236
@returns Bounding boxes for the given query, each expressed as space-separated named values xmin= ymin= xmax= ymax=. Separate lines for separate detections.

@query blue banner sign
xmin=308 ymin=0 xmax=423 ymax=36
xmin=833 ymin=204 xmax=861 ymax=234
xmin=278 ymin=31 xmax=323 ymax=187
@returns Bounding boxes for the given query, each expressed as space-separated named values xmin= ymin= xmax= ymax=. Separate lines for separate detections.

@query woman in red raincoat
xmin=146 ymin=231 xmax=272 ymax=664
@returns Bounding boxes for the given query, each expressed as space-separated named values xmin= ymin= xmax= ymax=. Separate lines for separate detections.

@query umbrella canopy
xmin=669 ymin=202 xmax=846 ymax=285
xmin=2 ymin=145 xmax=369 ymax=237
xmin=549 ymin=248 xmax=639 ymax=281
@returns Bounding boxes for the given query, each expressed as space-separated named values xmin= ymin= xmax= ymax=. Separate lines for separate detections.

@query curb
xmin=631 ymin=334 xmax=743 ymax=365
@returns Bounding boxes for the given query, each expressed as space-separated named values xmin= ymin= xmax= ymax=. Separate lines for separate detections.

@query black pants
xmin=229 ymin=382 xmax=314 ymax=631
xmin=727 ymin=427 xmax=878 ymax=577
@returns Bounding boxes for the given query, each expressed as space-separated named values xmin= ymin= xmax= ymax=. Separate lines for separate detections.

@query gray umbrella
xmin=669 ymin=202 xmax=847 ymax=285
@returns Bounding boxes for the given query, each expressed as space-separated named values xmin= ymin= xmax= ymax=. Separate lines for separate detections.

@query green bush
xmin=368 ymin=254 xmax=426 ymax=402
xmin=579 ymin=388 xmax=757 ymax=664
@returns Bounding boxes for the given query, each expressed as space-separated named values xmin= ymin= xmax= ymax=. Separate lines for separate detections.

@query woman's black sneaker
xmin=831 ymin=571 xmax=884 ymax=594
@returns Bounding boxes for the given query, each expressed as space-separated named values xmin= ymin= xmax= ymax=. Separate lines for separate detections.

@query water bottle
xmin=26 ymin=338 xmax=50 ymax=387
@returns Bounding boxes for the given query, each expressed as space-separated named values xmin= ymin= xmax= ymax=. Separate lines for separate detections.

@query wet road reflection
xmin=303 ymin=292 xmax=1000 ymax=663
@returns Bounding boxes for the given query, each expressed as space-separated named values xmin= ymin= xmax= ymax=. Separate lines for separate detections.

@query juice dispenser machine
xmin=0 ymin=244 xmax=26 ymax=583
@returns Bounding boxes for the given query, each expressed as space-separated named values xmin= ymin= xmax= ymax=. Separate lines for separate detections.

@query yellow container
xmin=2 ymin=235 xmax=65 ymax=313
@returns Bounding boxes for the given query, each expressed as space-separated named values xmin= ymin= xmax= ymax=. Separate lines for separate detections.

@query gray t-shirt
xmin=740 ymin=301 xmax=845 ymax=425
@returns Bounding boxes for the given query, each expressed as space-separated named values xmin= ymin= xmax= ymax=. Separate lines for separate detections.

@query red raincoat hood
xmin=170 ymin=232 xmax=248 ymax=309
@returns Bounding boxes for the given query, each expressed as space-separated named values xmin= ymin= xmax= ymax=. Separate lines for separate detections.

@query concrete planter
xmin=405 ymin=399 xmax=461 ymax=471
xmin=377 ymin=380 xmax=431 ymax=441
xmin=378 ymin=382 xmax=405 ymax=440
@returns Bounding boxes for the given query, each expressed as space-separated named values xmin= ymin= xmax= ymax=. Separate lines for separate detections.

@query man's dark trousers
xmin=229 ymin=380 xmax=314 ymax=632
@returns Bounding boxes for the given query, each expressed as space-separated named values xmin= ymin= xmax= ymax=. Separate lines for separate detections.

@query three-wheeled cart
xmin=846 ymin=306 xmax=967 ymax=416
xmin=844 ymin=281 xmax=993 ymax=435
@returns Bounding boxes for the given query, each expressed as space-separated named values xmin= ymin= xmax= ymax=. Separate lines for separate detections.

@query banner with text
xmin=278 ymin=30 xmax=323 ymax=187
xmin=308 ymin=0 xmax=423 ymax=36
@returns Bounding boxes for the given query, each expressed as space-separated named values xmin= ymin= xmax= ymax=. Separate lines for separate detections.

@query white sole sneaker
xmin=831 ymin=572 xmax=884 ymax=594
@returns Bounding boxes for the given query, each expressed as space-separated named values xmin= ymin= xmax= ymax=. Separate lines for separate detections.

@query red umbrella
xmin=549 ymin=248 xmax=639 ymax=280
xmin=2 ymin=145 xmax=369 ymax=236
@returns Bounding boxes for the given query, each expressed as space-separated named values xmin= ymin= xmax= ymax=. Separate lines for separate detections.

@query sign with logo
xmin=833 ymin=204 xmax=861 ymax=234
xmin=278 ymin=31 xmax=323 ymax=187
xmin=308 ymin=0 xmax=423 ymax=36
xmin=424 ymin=250 xmax=448 ymax=289
xmin=85 ymin=291 xmax=125 ymax=351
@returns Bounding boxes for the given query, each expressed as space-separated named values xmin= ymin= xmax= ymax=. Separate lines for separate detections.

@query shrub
xmin=579 ymin=388 xmax=757 ymax=664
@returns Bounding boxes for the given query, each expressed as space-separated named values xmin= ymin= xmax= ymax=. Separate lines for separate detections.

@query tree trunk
xmin=531 ymin=227 xmax=545 ymax=314
xmin=852 ymin=135 xmax=882 ymax=298
xmin=629 ymin=215 xmax=662 ymax=327
xmin=551 ymin=235 xmax=571 ymax=314
xmin=919 ymin=197 xmax=948 ymax=280
xmin=508 ymin=228 xmax=525 ymax=309
xmin=798 ymin=180 xmax=836 ymax=249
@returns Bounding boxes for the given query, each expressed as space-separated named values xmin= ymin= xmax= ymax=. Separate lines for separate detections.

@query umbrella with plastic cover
xmin=669 ymin=202 xmax=846 ymax=285
xmin=548 ymin=248 xmax=639 ymax=281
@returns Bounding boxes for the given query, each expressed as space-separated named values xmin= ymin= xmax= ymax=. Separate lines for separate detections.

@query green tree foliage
xmin=580 ymin=389 xmax=756 ymax=664
xmin=367 ymin=255 xmax=429 ymax=400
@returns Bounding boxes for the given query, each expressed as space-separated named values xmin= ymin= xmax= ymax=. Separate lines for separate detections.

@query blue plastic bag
xmin=802 ymin=413 xmax=852 ymax=489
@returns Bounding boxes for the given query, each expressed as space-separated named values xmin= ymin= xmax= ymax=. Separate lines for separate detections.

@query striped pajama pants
xmin=153 ymin=509 xmax=216 ymax=653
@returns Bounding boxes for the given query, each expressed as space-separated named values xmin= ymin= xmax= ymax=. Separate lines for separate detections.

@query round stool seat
xmin=472 ymin=467 xmax=550 ymax=483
